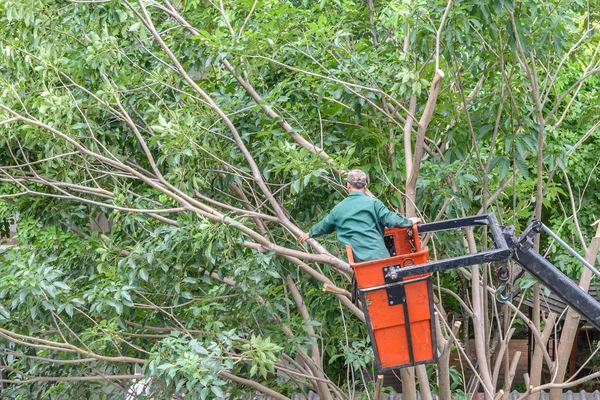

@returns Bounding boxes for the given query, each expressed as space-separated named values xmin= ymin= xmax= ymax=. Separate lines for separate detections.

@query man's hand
xmin=299 ymin=233 xmax=310 ymax=244
xmin=409 ymin=217 xmax=422 ymax=225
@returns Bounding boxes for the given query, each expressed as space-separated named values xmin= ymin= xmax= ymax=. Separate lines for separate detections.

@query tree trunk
xmin=528 ymin=313 xmax=557 ymax=400
xmin=405 ymin=71 xmax=444 ymax=217
xmin=416 ymin=364 xmax=433 ymax=400
xmin=404 ymin=96 xmax=417 ymax=178
xmin=549 ymin=224 xmax=600 ymax=400
xmin=466 ymin=229 xmax=495 ymax=399
xmin=437 ymin=315 xmax=460 ymax=400
xmin=401 ymin=368 xmax=417 ymax=400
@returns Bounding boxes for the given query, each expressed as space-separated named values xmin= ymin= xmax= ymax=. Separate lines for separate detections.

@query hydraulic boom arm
xmin=388 ymin=214 xmax=600 ymax=329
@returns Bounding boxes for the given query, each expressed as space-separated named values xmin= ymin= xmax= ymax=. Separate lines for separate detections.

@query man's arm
xmin=299 ymin=212 xmax=336 ymax=243
xmin=376 ymin=200 xmax=414 ymax=228
xmin=309 ymin=212 xmax=336 ymax=237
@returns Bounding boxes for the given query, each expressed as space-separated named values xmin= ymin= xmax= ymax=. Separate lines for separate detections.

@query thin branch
xmin=0 ymin=374 xmax=145 ymax=385
xmin=3 ymin=350 xmax=96 ymax=365
xmin=546 ymin=68 xmax=600 ymax=123
xmin=435 ymin=0 xmax=453 ymax=71
xmin=562 ymin=169 xmax=586 ymax=249
xmin=218 ymin=370 xmax=291 ymax=400
xmin=238 ymin=0 xmax=259 ymax=38
xmin=0 ymin=117 xmax=18 ymax=126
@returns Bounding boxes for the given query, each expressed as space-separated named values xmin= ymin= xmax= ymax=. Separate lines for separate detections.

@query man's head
xmin=346 ymin=169 xmax=368 ymax=192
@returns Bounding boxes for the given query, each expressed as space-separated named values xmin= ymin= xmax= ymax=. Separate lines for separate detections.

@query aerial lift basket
xmin=346 ymin=225 xmax=436 ymax=371
xmin=347 ymin=213 xmax=600 ymax=373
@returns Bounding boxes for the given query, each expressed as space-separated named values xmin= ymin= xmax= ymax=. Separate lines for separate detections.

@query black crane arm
xmin=388 ymin=213 xmax=600 ymax=329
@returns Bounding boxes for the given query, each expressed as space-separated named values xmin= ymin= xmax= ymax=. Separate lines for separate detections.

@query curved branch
xmin=0 ymin=374 xmax=145 ymax=385
xmin=221 ymin=59 xmax=332 ymax=163
xmin=0 ymin=328 xmax=145 ymax=364
xmin=546 ymin=68 xmax=600 ymax=123
xmin=218 ymin=371 xmax=291 ymax=400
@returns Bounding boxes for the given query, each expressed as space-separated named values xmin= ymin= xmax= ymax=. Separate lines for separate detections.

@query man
xmin=299 ymin=170 xmax=420 ymax=263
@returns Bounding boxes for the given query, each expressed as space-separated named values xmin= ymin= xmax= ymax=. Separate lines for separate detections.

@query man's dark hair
xmin=347 ymin=180 xmax=366 ymax=189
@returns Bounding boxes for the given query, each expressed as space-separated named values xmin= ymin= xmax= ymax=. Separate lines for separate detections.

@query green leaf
xmin=265 ymin=269 xmax=280 ymax=279
xmin=65 ymin=304 xmax=74 ymax=317
xmin=200 ymin=387 xmax=209 ymax=400
xmin=305 ymin=320 xmax=322 ymax=327
xmin=211 ymin=386 xmax=224 ymax=397
xmin=139 ymin=268 xmax=149 ymax=281
xmin=498 ymin=158 xmax=510 ymax=181
xmin=54 ymin=282 xmax=70 ymax=291
xmin=515 ymin=157 xmax=529 ymax=180
xmin=117 ymin=10 xmax=128 ymax=22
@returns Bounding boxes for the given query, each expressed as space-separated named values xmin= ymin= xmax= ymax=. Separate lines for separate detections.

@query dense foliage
xmin=0 ymin=0 xmax=599 ymax=399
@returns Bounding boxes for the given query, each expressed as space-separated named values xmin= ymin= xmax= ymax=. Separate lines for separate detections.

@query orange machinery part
xmin=347 ymin=225 xmax=436 ymax=370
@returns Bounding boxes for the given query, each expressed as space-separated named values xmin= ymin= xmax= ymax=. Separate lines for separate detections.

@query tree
xmin=0 ymin=0 xmax=599 ymax=399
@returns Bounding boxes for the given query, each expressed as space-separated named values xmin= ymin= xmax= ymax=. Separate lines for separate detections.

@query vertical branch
xmin=502 ymin=352 xmax=522 ymax=400
xmin=238 ymin=0 xmax=259 ymax=38
xmin=561 ymin=170 xmax=587 ymax=249
xmin=405 ymin=69 xmax=444 ymax=217
xmin=437 ymin=317 xmax=461 ymax=400
xmin=492 ymin=328 xmax=516 ymax=388
xmin=508 ymin=15 xmax=546 ymax=394
xmin=285 ymin=276 xmax=321 ymax=366
xmin=528 ymin=313 xmax=557 ymax=400
xmin=373 ymin=375 xmax=384 ymax=400
xmin=550 ymin=223 xmax=600 ymax=400
xmin=405 ymin=1 xmax=451 ymax=217
xmin=403 ymin=96 xmax=417 ymax=178
xmin=367 ymin=0 xmax=378 ymax=45
xmin=400 ymin=22 xmax=418 ymax=399
xmin=435 ymin=0 xmax=453 ymax=72
xmin=112 ymin=93 xmax=166 ymax=184
xmin=465 ymin=229 xmax=495 ymax=399
xmin=416 ymin=364 xmax=433 ymax=400
xmin=400 ymin=368 xmax=417 ymax=400
xmin=284 ymin=276 xmax=337 ymax=400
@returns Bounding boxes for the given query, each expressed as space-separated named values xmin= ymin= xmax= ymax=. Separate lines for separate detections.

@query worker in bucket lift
xmin=298 ymin=169 xmax=421 ymax=263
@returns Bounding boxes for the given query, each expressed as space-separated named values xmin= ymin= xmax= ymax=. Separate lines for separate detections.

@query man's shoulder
xmin=328 ymin=197 xmax=347 ymax=215
xmin=339 ymin=193 xmax=384 ymax=212
xmin=332 ymin=196 xmax=351 ymax=210
xmin=331 ymin=195 xmax=359 ymax=213
xmin=369 ymin=196 xmax=385 ymax=206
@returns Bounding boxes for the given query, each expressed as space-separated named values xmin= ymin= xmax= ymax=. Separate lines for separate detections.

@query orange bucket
xmin=347 ymin=225 xmax=437 ymax=371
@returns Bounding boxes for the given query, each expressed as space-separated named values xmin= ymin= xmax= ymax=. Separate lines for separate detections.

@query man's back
xmin=309 ymin=191 xmax=411 ymax=262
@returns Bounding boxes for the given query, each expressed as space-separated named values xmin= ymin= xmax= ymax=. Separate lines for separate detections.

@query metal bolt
xmin=389 ymin=301 xmax=394 ymax=305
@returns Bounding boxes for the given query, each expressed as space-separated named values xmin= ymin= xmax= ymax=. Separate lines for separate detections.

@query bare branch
xmin=435 ymin=0 xmax=453 ymax=71
xmin=218 ymin=370 xmax=291 ymax=400
xmin=238 ymin=0 xmax=259 ymax=38
xmin=0 ymin=374 xmax=145 ymax=385
xmin=0 ymin=117 xmax=18 ymax=126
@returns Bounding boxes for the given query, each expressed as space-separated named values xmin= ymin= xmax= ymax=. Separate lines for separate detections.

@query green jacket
xmin=308 ymin=191 xmax=412 ymax=262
